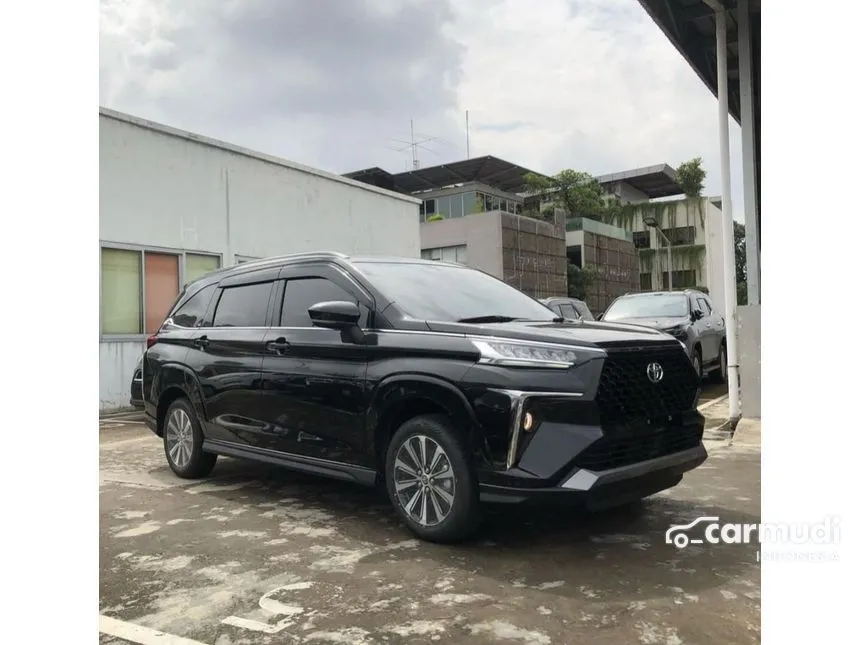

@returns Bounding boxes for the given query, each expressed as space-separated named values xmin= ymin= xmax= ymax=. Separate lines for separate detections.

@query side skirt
xmin=202 ymin=439 xmax=379 ymax=487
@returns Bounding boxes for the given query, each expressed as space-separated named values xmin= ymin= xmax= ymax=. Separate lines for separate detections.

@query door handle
xmin=193 ymin=335 xmax=210 ymax=349
xmin=266 ymin=338 xmax=290 ymax=355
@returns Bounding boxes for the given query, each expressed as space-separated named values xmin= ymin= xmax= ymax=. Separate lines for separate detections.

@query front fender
xmin=367 ymin=373 xmax=491 ymax=467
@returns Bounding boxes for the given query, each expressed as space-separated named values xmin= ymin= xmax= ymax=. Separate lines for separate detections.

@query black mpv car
xmin=141 ymin=252 xmax=706 ymax=543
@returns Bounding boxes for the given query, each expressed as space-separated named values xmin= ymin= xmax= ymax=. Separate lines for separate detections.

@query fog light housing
xmin=523 ymin=411 xmax=534 ymax=432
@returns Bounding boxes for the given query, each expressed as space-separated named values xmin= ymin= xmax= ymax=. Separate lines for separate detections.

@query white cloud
xmin=99 ymin=0 xmax=746 ymax=220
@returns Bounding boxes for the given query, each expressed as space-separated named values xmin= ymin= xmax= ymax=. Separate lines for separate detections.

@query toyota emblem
xmin=646 ymin=362 xmax=664 ymax=384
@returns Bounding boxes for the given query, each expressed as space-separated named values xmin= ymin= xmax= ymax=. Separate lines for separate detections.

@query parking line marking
xmin=99 ymin=615 xmax=209 ymax=645
xmin=698 ymin=393 xmax=729 ymax=411
xmin=100 ymin=436 xmax=154 ymax=450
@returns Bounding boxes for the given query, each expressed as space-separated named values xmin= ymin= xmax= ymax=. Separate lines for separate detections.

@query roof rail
xmin=226 ymin=251 xmax=349 ymax=269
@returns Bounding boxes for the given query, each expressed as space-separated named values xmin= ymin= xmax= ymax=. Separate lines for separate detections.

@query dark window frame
xmin=278 ymin=276 xmax=370 ymax=329
xmin=210 ymin=280 xmax=276 ymax=328
xmin=169 ymin=283 xmax=217 ymax=329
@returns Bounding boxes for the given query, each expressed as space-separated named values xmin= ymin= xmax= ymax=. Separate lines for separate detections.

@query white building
xmin=99 ymin=108 xmax=421 ymax=411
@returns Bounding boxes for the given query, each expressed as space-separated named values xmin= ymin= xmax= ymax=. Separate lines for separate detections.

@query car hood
xmin=601 ymin=316 xmax=689 ymax=330
xmin=424 ymin=319 xmax=678 ymax=349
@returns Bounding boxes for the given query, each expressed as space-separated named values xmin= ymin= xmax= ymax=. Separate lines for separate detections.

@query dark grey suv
xmin=601 ymin=290 xmax=727 ymax=382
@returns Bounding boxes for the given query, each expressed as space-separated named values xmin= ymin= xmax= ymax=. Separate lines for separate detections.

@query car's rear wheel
xmin=385 ymin=414 xmax=481 ymax=544
xmin=163 ymin=398 xmax=217 ymax=479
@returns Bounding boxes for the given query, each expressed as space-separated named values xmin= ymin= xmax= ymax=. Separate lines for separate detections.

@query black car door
xmin=182 ymin=267 xmax=280 ymax=447
xmin=258 ymin=263 xmax=374 ymax=467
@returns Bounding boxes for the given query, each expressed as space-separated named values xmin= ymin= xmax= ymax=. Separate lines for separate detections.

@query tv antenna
xmin=383 ymin=120 xmax=449 ymax=170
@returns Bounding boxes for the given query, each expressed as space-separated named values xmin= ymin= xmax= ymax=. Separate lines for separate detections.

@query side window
xmin=696 ymin=297 xmax=712 ymax=315
xmin=170 ymin=284 xmax=216 ymax=328
xmin=281 ymin=277 xmax=368 ymax=328
xmin=212 ymin=281 xmax=273 ymax=327
xmin=558 ymin=303 xmax=578 ymax=319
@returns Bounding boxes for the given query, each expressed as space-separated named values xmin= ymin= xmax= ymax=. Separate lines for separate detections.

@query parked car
xmin=129 ymin=356 xmax=144 ymax=408
xmin=539 ymin=296 xmax=595 ymax=321
xmin=140 ymin=252 xmax=706 ymax=543
xmin=600 ymin=290 xmax=727 ymax=382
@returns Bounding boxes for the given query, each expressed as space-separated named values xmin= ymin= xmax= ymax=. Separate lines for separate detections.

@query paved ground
xmin=99 ymin=404 xmax=759 ymax=645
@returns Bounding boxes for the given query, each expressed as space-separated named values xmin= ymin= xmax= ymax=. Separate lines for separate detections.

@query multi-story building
xmin=344 ymin=158 xmax=728 ymax=315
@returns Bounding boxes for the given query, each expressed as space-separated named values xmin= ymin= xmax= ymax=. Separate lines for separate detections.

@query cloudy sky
xmin=100 ymin=0 xmax=745 ymax=220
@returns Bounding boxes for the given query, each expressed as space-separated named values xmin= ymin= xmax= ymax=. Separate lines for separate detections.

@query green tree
xmin=676 ymin=157 xmax=706 ymax=198
xmin=567 ymin=264 xmax=596 ymax=300
xmin=523 ymin=169 xmax=618 ymax=221
xmin=734 ymin=220 xmax=748 ymax=305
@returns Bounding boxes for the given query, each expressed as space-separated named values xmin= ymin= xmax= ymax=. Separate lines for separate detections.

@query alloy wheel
xmin=393 ymin=435 xmax=456 ymax=527
xmin=165 ymin=408 xmax=194 ymax=469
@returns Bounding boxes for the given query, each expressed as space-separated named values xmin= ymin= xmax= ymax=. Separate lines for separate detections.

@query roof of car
xmin=621 ymin=289 xmax=704 ymax=297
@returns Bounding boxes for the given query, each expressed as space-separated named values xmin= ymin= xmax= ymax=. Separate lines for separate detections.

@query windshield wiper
xmin=456 ymin=315 xmax=525 ymax=324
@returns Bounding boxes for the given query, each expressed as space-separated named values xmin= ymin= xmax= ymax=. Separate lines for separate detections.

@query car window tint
xmin=281 ymin=277 xmax=368 ymax=328
xmin=171 ymin=284 xmax=216 ymax=328
xmin=211 ymin=282 xmax=273 ymax=327
xmin=558 ymin=303 xmax=578 ymax=318
xmin=696 ymin=297 xmax=712 ymax=315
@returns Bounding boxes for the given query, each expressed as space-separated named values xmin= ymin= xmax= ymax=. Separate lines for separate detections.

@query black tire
xmin=162 ymin=398 xmax=217 ymax=479
xmin=385 ymin=414 xmax=482 ymax=544
xmin=691 ymin=347 xmax=703 ymax=381
xmin=711 ymin=342 xmax=728 ymax=384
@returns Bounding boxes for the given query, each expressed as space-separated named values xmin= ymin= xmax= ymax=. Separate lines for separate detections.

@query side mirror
xmin=308 ymin=300 xmax=361 ymax=329
xmin=691 ymin=309 xmax=704 ymax=321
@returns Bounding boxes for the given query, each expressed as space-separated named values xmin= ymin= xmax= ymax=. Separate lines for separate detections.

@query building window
xmin=421 ymin=245 xmax=468 ymax=264
xmin=447 ymin=194 xmax=464 ymax=218
xmin=661 ymin=270 xmax=697 ymax=289
xmin=661 ymin=226 xmax=696 ymax=246
xmin=633 ymin=231 xmax=651 ymax=249
xmin=100 ymin=246 xmax=221 ymax=335
xmin=639 ymin=273 xmax=652 ymax=291
xmin=185 ymin=253 xmax=220 ymax=284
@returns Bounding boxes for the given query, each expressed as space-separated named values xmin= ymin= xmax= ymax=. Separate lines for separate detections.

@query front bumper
xmin=479 ymin=444 xmax=706 ymax=507
xmin=475 ymin=387 xmax=706 ymax=507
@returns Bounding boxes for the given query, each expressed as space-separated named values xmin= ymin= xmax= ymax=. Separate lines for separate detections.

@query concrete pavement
xmin=100 ymin=412 xmax=760 ymax=645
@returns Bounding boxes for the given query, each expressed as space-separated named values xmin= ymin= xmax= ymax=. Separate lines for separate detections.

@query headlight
xmin=470 ymin=338 xmax=580 ymax=369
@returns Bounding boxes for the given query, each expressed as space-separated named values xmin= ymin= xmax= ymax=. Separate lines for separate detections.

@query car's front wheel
xmin=163 ymin=398 xmax=217 ymax=479
xmin=712 ymin=342 xmax=728 ymax=384
xmin=385 ymin=414 xmax=481 ymax=544
xmin=691 ymin=347 xmax=703 ymax=381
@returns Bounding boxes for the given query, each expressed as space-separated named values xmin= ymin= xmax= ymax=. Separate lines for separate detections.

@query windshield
xmin=353 ymin=261 xmax=557 ymax=323
xmin=603 ymin=293 xmax=689 ymax=321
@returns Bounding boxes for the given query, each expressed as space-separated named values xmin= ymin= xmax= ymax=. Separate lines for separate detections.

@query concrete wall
xmin=582 ymin=233 xmax=640 ymax=315
xmin=500 ymin=212 xmax=567 ymax=298
xmin=702 ymin=199 xmax=728 ymax=318
xmin=737 ymin=305 xmax=761 ymax=419
xmin=419 ymin=211 xmax=504 ymax=277
xmin=99 ymin=109 xmax=420 ymax=411
xmin=419 ymin=210 xmax=567 ymax=298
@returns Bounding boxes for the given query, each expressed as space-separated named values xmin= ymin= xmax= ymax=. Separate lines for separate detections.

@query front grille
xmin=596 ymin=346 xmax=698 ymax=426
xmin=576 ymin=425 xmax=703 ymax=471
